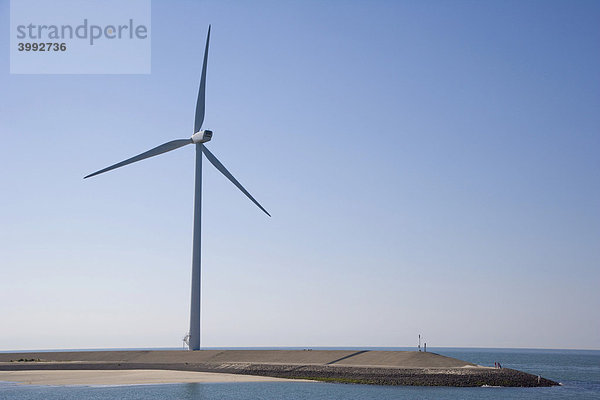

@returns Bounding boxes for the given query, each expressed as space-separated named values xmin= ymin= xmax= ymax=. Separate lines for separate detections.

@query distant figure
xmin=498 ymin=362 xmax=502 ymax=369
xmin=424 ymin=343 xmax=426 ymax=352
xmin=494 ymin=362 xmax=497 ymax=368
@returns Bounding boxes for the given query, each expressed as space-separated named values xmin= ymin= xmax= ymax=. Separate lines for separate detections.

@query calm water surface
xmin=1 ymin=348 xmax=598 ymax=399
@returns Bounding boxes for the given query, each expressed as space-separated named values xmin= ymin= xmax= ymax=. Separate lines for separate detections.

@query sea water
xmin=0 ymin=348 xmax=598 ymax=400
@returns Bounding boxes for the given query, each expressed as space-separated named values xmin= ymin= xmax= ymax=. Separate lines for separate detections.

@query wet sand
xmin=0 ymin=369 xmax=302 ymax=385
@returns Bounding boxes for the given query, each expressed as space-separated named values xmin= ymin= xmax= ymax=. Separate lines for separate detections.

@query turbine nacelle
xmin=191 ymin=129 xmax=213 ymax=144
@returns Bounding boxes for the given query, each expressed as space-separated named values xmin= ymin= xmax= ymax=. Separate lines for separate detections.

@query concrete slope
xmin=332 ymin=351 xmax=475 ymax=367
xmin=0 ymin=350 xmax=471 ymax=368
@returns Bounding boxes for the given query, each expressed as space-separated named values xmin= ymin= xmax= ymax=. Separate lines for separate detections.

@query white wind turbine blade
xmin=194 ymin=25 xmax=211 ymax=133
xmin=84 ymin=139 xmax=193 ymax=179
xmin=201 ymin=145 xmax=271 ymax=217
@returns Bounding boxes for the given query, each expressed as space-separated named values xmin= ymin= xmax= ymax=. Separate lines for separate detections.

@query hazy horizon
xmin=3 ymin=345 xmax=600 ymax=353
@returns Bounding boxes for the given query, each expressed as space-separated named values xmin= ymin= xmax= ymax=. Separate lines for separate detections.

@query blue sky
xmin=0 ymin=0 xmax=598 ymax=350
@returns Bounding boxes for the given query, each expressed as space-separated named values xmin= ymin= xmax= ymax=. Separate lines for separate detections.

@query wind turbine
xmin=84 ymin=26 xmax=270 ymax=351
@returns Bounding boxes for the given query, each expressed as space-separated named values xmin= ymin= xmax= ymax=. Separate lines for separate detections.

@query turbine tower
xmin=84 ymin=26 xmax=270 ymax=351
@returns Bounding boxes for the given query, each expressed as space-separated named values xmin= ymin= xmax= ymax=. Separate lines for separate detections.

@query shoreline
xmin=0 ymin=350 xmax=559 ymax=387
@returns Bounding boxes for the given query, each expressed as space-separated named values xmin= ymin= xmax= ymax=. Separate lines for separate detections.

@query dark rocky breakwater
xmin=196 ymin=363 xmax=558 ymax=387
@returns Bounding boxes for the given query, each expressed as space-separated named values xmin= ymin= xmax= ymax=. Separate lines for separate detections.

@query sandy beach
xmin=0 ymin=369 xmax=301 ymax=386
